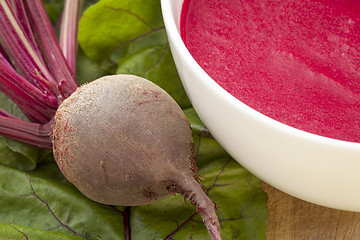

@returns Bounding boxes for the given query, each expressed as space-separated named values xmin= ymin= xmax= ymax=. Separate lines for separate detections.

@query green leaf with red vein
xmin=0 ymin=107 xmax=267 ymax=239
xmin=78 ymin=0 xmax=191 ymax=108
xmin=0 ymin=223 xmax=83 ymax=240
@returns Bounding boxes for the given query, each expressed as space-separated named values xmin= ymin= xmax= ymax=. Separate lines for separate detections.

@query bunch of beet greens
xmin=0 ymin=0 xmax=81 ymax=147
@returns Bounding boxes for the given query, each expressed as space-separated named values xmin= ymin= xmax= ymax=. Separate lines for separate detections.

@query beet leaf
xmin=0 ymin=109 xmax=267 ymax=239
xmin=78 ymin=0 xmax=191 ymax=108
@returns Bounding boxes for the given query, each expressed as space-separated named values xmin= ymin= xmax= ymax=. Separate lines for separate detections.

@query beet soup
xmin=181 ymin=0 xmax=360 ymax=143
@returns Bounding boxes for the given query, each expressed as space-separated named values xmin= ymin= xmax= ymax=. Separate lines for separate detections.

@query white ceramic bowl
xmin=161 ymin=0 xmax=360 ymax=211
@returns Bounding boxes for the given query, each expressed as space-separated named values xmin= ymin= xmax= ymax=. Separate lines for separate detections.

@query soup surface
xmin=181 ymin=0 xmax=360 ymax=143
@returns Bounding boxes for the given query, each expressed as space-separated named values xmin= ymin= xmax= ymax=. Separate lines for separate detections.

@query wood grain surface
xmin=263 ymin=183 xmax=360 ymax=240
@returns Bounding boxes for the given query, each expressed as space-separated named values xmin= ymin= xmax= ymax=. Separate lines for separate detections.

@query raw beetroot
xmin=52 ymin=74 xmax=221 ymax=240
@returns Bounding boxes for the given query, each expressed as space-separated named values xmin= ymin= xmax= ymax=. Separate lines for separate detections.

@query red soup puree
xmin=181 ymin=0 xmax=360 ymax=143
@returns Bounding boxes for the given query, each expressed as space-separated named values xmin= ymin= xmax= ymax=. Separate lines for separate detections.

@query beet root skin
xmin=52 ymin=74 xmax=221 ymax=239
xmin=52 ymin=74 xmax=194 ymax=205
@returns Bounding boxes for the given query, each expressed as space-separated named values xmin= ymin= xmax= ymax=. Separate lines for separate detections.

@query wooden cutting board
xmin=263 ymin=183 xmax=360 ymax=239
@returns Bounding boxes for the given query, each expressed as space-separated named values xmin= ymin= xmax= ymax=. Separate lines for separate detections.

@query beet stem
xmin=0 ymin=109 xmax=18 ymax=119
xmin=0 ymin=58 xmax=58 ymax=123
xmin=0 ymin=115 xmax=52 ymax=149
xmin=0 ymin=1 xmax=58 ymax=96
xmin=25 ymin=0 xmax=78 ymax=98
xmin=59 ymin=0 xmax=84 ymax=75
xmin=11 ymin=0 xmax=43 ymax=58
xmin=0 ymin=44 xmax=13 ymax=68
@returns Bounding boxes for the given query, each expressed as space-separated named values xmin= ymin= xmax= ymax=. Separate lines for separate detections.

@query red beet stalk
xmin=0 ymin=0 xmax=82 ymax=148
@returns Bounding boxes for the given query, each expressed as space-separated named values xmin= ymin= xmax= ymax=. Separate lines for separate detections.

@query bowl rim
xmin=161 ymin=0 xmax=360 ymax=150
